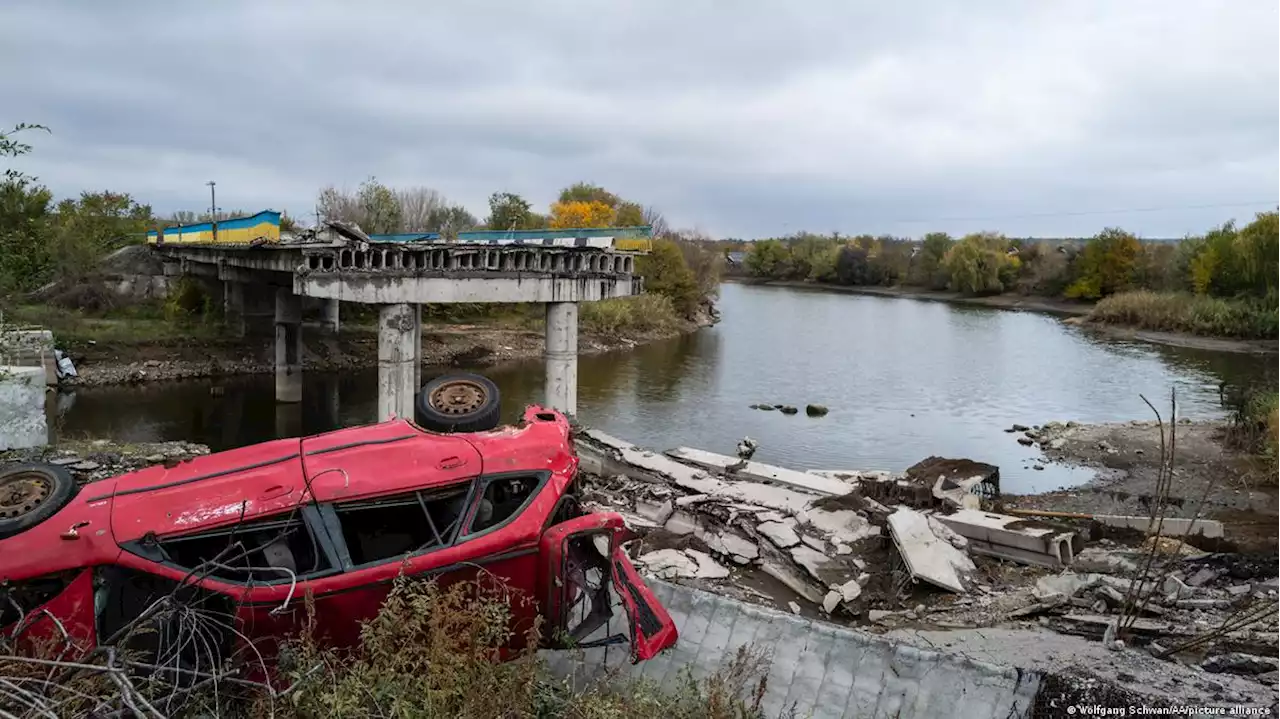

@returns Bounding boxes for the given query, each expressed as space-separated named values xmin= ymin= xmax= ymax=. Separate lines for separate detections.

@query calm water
xmin=50 ymin=283 xmax=1275 ymax=494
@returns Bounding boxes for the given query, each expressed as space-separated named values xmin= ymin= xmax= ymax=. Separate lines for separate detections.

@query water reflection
xmin=52 ymin=283 xmax=1274 ymax=495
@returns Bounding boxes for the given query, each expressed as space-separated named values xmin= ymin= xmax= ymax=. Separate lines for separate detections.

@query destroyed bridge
xmin=151 ymin=220 xmax=650 ymax=419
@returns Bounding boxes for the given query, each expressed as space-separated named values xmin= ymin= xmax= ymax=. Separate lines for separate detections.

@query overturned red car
xmin=0 ymin=373 xmax=678 ymax=667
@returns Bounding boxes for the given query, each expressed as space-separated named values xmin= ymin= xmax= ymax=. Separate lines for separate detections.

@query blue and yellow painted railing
xmin=147 ymin=210 xmax=281 ymax=245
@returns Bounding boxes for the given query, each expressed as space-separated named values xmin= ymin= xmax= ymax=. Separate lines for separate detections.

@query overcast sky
xmin=3 ymin=1 xmax=1276 ymax=238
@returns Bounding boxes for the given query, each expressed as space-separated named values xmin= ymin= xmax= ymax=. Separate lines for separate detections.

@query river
xmin=49 ymin=282 xmax=1275 ymax=494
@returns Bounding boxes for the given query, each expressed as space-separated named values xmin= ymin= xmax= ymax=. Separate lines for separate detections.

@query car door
xmin=539 ymin=513 xmax=678 ymax=662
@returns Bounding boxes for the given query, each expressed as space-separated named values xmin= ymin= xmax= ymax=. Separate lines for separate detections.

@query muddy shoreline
xmin=57 ymin=320 xmax=708 ymax=388
xmin=724 ymin=278 xmax=1279 ymax=354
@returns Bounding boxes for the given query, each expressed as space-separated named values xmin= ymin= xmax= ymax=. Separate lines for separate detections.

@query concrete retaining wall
xmin=545 ymin=582 xmax=1041 ymax=719
xmin=0 ymin=366 xmax=48 ymax=451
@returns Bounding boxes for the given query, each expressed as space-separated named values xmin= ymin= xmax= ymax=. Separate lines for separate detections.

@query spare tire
xmin=0 ymin=463 xmax=77 ymax=539
xmin=415 ymin=372 xmax=502 ymax=433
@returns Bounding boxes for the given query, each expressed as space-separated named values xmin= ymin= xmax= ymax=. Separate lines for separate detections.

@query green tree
xmin=1233 ymin=211 xmax=1278 ymax=297
xmin=909 ymin=232 xmax=954 ymax=289
xmin=0 ymin=123 xmax=54 ymax=293
xmin=50 ymin=191 xmax=153 ymax=281
xmin=557 ymin=182 xmax=621 ymax=208
xmin=1065 ymin=227 xmax=1142 ymax=299
xmin=486 ymin=192 xmax=534 ymax=230
xmin=942 ymin=233 xmax=1012 ymax=295
xmin=637 ymin=238 xmax=699 ymax=317
xmin=614 ymin=201 xmax=644 ymax=227
xmin=744 ymin=239 xmax=791 ymax=278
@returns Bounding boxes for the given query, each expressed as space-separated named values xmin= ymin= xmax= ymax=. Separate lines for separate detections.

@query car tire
xmin=0 ymin=463 xmax=78 ymax=539
xmin=415 ymin=372 xmax=502 ymax=433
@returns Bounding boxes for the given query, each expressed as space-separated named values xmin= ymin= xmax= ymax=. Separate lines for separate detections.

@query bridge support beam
xmin=378 ymin=303 xmax=420 ymax=421
xmin=274 ymin=289 xmax=303 ymax=403
xmin=544 ymin=301 xmax=578 ymax=416
xmin=319 ymin=299 xmax=340 ymax=334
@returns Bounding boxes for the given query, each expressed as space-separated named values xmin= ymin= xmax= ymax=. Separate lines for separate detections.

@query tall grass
xmin=1087 ymin=290 xmax=1278 ymax=339
xmin=579 ymin=294 xmax=684 ymax=336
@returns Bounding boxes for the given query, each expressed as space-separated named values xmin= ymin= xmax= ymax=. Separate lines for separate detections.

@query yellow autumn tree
xmin=549 ymin=200 xmax=615 ymax=229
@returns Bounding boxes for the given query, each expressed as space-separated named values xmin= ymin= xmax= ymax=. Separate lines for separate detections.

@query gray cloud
xmin=3 ymin=0 xmax=1276 ymax=237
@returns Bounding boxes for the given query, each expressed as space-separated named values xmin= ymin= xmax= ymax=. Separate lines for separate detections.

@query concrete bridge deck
xmin=152 ymin=222 xmax=648 ymax=418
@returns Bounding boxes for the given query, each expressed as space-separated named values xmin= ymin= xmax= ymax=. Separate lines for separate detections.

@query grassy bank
xmin=4 ymin=302 xmax=226 ymax=345
xmin=1086 ymin=290 xmax=1278 ymax=339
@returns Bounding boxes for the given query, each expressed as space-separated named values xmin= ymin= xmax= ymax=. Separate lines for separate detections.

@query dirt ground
xmin=58 ymin=322 xmax=693 ymax=387
xmin=1003 ymin=420 xmax=1279 ymax=551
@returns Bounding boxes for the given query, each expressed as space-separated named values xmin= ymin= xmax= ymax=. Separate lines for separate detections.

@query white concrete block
xmin=0 ymin=366 xmax=48 ymax=450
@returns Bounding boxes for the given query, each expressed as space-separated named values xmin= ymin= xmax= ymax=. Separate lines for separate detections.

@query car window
xmin=470 ymin=474 xmax=541 ymax=534
xmin=156 ymin=512 xmax=330 ymax=583
xmin=335 ymin=483 xmax=470 ymax=566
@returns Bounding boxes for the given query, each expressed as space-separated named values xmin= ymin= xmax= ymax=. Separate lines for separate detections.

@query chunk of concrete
xmin=0 ymin=366 xmax=48 ymax=451
xmin=822 ymin=590 xmax=842 ymax=614
xmin=635 ymin=498 xmax=674 ymax=524
xmin=666 ymin=446 xmax=854 ymax=496
xmin=790 ymin=545 xmax=840 ymax=585
xmin=887 ymin=507 xmax=975 ymax=594
xmin=685 ymin=549 xmax=731 ymax=579
xmin=1185 ymin=567 xmax=1218 ymax=587
xmin=836 ymin=579 xmax=862 ymax=603
xmin=757 ymin=520 xmax=801 ymax=548
xmin=800 ymin=507 xmax=880 ymax=544
xmin=701 ymin=530 xmax=759 ymax=564
xmin=1071 ymin=547 xmax=1142 ymax=575
xmin=664 ymin=509 xmax=700 ymax=536
xmin=1094 ymin=514 xmax=1224 ymax=539
xmin=936 ymin=509 xmax=1082 ymax=568
xmin=636 ymin=549 xmax=697 ymax=579
xmin=1201 ymin=653 xmax=1280 ymax=676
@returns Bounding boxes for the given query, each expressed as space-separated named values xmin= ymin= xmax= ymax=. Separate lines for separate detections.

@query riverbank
xmin=1002 ymin=419 xmax=1278 ymax=552
xmin=54 ymin=320 xmax=708 ymax=387
xmin=725 ymin=278 xmax=1279 ymax=354
xmin=723 ymin=277 xmax=1092 ymax=315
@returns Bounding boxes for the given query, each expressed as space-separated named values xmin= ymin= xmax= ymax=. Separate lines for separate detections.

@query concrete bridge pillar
xmin=378 ymin=303 xmax=420 ymax=421
xmin=319 ymin=299 xmax=340 ymax=334
xmin=274 ymin=289 xmax=303 ymax=403
xmin=544 ymin=301 xmax=578 ymax=416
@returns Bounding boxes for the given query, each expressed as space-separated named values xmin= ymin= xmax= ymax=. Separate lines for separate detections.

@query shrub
xmin=580 ymin=294 xmax=682 ymax=335
xmin=638 ymin=238 xmax=700 ymax=318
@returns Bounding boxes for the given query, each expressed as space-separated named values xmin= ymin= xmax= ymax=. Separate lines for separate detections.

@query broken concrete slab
xmin=1094 ymin=514 xmax=1225 ymax=539
xmin=887 ymin=507 xmax=976 ymax=593
xmin=935 ymin=509 xmax=1082 ymax=569
xmin=637 ymin=549 xmax=698 ymax=579
xmin=664 ymin=509 xmax=700 ymax=536
xmin=666 ymin=446 xmax=854 ymax=496
xmin=799 ymin=507 xmax=880 ymax=545
xmin=1071 ymin=547 xmax=1142 ymax=575
xmin=685 ymin=549 xmax=730 ymax=579
xmin=757 ymin=520 xmax=801 ymax=548
xmin=1201 ymin=653 xmax=1280 ymax=676
xmin=635 ymin=498 xmax=674 ymax=524
xmin=699 ymin=529 xmax=759 ymax=564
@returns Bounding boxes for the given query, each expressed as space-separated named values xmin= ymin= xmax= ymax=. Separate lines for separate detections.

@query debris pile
xmin=0 ymin=438 xmax=210 ymax=483
xmin=573 ymin=428 xmax=1279 ymax=690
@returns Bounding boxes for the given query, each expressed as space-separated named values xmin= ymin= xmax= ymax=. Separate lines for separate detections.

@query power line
xmin=886 ymin=200 xmax=1277 ymax=226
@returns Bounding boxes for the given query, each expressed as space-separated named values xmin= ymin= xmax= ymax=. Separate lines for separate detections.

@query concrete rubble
xmin=573 ymin=428 xmax=1279 ymax=701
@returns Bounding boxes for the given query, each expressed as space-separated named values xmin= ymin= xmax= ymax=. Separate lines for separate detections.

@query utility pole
xmin=207 ymin=180 xmax=218 ymax=242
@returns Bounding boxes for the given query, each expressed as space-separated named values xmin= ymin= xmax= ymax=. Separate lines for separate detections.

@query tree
xmin=557 ymin=182 xmax=620 ymax=209
xmin=0 ymin=123 xmax=53 ymax=293
xmin=642 ymin=205 xmax=669 ymax=235
xmin=909 ymin=232 xmax=953 ymax=289
xmin=425 ymin=205 xmax=478 ymax=238
xmin=49 ymin=191 xmax=153 ymax=281
xmin=396 ymin=187 xmax=449 ymax=232
xmin=942 ymin=233 xmax=1012 ymax=295
xmin=549 ymin=200 xmax=615 ymax=229
xmin=1233 ymin=211 xmax=1278 ymax=297
xmin=744 ymin=239 xmax=790 ymax=278
xmin=486 ymin=192 xmax=534 ymax=231
xmin=637 ymin=238 xmax=699 ymax=317
xmin=615 ymin=201 xmax=644 ymax=227
xmin=1065 ymin=227 xmax=1142 ymax=299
